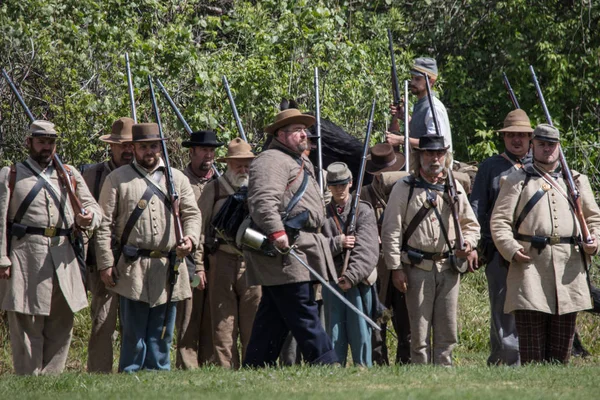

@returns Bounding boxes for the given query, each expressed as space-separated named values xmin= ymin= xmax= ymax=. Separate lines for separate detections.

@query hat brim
xmin=498 ymin=126 xmax=534 ymax=133
xmin=410 ymin=67 xmax=438 ymax=79
xmin=181 ymin=141 xmax=225 ymax=148
xmin=99 ymin=134 xmax=133 ymax=144
xmin=265 ymin=114 xmax=316 ymax=135
xmin=414 ymin=145 xmax=450 ymax=151
xmin=366 ymin=153 xmax=406 ymax=175
xmin=326 ymin=177 xmax=352 ymax=186
xmin=132 ymin=137 xmax=168 ymax=143
xmin=532 ymin=135 xmax=560 ymax=143
xmin=28 ymin=133 xmax=57 ymax=138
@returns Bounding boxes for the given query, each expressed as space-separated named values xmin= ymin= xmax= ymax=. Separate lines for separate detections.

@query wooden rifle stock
xmin=341 ymin=99 xmax=376 ymax=277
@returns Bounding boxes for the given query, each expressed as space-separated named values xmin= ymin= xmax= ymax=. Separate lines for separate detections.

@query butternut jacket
xmin=381 ymin=174 xmax=480 ymax=272
xmin=0 ymin=158 xmax=101 ymax=315
xmin=322 ymin=196 xmax=379 ymax=286
xmin=95 ymin=161 xmax=201 ymax=306
xmin=491 ymin=165 xmax=600 ymax=315
xmin=244 ymin=139 xmax=336 ymax=286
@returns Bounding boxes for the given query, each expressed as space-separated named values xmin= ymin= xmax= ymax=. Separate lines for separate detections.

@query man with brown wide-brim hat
xmin=0 ymin=119 xmax=101 ymax=375
xmin=95 ymin=121 xmax=202 ymax=372
xmin=243 ymin=106 xmax=338 ymax=367
xmin=470 ymin=108 xmax=533 ymax=367
xmin=197 ymin=137 xmax=260 ymax=369
xmin=81 ymin=116 xmax=135 ymax=373
xmin=175 ymin=129 xmax=224 ymax=370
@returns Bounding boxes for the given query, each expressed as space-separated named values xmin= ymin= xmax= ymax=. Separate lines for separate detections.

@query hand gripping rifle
xmin=154 ymin=78 xmax=221 ymax=177
xmin=502 ymin=72 xmax=520 ymax=110
xmin=314 ymin=67 xmax=324 ymax=193
xmin=2 ymin=68 xmax=88 ymax=279
xmin=222 ymin=75 xmax=248 ymax=142
xmin=125 ymin=52 xmax=138 ymax=123
xmin=529 ymin=65 xmax=592 ymax=244
xmin=340 ymin=99 xmax=376 ymax=277
xmin=148 ymin=76 xmax=186 ymax=338
xmin=423 ymin=73 xmax=468 ymax=273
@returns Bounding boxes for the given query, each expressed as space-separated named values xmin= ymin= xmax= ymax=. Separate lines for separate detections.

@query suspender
xmin=93 ymin=167 xmax=104 ymax=201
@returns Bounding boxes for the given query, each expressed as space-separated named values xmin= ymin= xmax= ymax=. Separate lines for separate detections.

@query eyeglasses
xmin=281 ymin=127 xmax=307 ymax=135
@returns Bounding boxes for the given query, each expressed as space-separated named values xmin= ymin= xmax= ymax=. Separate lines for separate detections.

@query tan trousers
xmin=208 ymin=251 xmax=261 ymax=369
xmin=175 ymin=285 xmax=214 ymax=369
xmin=87 ymin=269 xmax=118 ymax=373
xmin=8 ymin=282 xmax=74 ymax=375
xmin=405 ymin=264 xmax=460 ymax=365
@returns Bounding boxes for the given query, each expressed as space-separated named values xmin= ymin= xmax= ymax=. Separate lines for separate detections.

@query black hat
xmin=182 ymin=130 xmax=225 ymax=148
xmin=414 ymin=134 xmax=449 ymax=151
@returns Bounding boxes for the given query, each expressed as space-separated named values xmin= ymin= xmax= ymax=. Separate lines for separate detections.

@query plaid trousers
xmin=513 ymin=310 xmax=577 ymax=364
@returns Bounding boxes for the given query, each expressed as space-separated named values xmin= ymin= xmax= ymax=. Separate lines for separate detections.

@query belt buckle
xmin=549 ymin=235 xmax=560 ymax=245
xmin=149 ymin=250 xmax=163 ymax=258
xmin=44 ymin=227 xmax=57 ymax=237
xmin=432 ymin=253 xmax=444 ymax=261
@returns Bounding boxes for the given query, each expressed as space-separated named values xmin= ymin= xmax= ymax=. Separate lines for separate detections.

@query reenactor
xmin=176 ymin=130 xmax=224 ymax=369
xmin=0 ymin=120 xmax=100 ymax=375
xmin=382 ymin=134 xmax=480 ymax=365
xmin=321 ymin=162 xmax=379 ymax=366
xmin=470 ymin=109 xmax=533 ymax=366
xmin=491 ymin=124 xmax=600 ymax=364
xmin=83 ymin=117 xmax=134 ymax=373
xmin=94 ymin=123 xmax=201 ymax=372
xmin=198 ymin=138 xmax=261 ymax=369
xmin=243 ymin=108 xmax=338 ymax=367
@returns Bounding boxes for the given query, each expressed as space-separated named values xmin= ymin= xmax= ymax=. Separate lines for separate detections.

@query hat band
xmin=327 ymin=177 xmax=351 ymax=186
xmin=369 ymin=157 xmax=397 ymax=170
xmin=505 ymin=120 xmax=532 ymax=128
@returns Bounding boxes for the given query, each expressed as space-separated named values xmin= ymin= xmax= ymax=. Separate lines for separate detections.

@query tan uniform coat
xmin=245 ymin=139 xmax=336 ymax=286
xmin=95 ymin=161 xmax=201 ymax=306
xmin=490 ymin=165 xmax=599 ymax=315
xmin=0 ymin=158 xmax=101 ymax=315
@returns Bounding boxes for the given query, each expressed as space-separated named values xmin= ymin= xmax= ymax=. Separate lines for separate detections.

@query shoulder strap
xmin=93 ymin=167 xmax=103 ymax=201
xmin=402 ymin=192 xmax=434 ymax=247
xmin=282 ymin=161 xmax=310 ymax=221
xmin=120 ymin=185 xmax=157 ymax=246
xmin=8 ymin=165 xmax=16 ymax=201
xmin=428 ymin=189 xmax=455 ymax=254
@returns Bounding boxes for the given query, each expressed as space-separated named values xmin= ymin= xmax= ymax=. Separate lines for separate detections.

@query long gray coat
xmin=0 ymin=158 xmax=101 ymax=315
xmin=244 ymin=139 xmax=336 ymax=286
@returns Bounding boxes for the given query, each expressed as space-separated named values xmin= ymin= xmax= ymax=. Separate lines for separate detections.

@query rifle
xmin=422 ymin=73 xmax=468 ymax=273
xmin=125 ymin=52 xmax=137 ymax=123
xmin=529 ymin=65 xmax=592 ymax=244
xmin=502 ymin=72 xmax=520 ymax=109
xmin=314 ymin=67 xmax=324 ymax=194
xmin=387 ymin=29 xmax=401 ymax=108
xmin=403 ymin=80 xmax=410 ymax=172
xmin=148 ymin=75 xmax=185 ymax=338
xmin=340 ymin=99 xmax=376 ymax=277
xmin=154 ymin=78 xmax=221 ymax=177
xmin=222 ymin=75 xmax=248 ymax=142
xmin=2 ymin=68 xmax=88 ymax=279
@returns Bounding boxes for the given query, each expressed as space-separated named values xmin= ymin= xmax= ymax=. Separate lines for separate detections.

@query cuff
xmin=268 ymin=230 xmax=286 ymax=241
xmin=0 ymin=256 xmax=11 ymax=268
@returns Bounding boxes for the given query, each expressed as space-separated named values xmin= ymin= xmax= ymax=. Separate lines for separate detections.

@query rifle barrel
xmin=387 ymin=29 xmax=401 ymax=105
xmin=2 ymin=69 xmax=35 ymax=122
xmin=314 ymin=67 xmax=324 ymax=194
xmin=125 ymin=53 xmax=137 ymax=123
xmin=222 ymin=75 xmax=248 ymax=142
xmin=502 ymin=72 xmax=520 ymax=109
xmin=404 ymin=80 xmax=410 ymax=172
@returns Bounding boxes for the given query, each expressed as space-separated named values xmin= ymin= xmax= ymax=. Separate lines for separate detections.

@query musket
xmin=340 ymin=99 xmax=376 ymax=277
xmin=387 ymin=29 xmax=401 ymax=107
xmin=154 ymin=78 xmax=221 ymax=177
xmin=423 ymin=73 xmax=468 ymax=267
xmin=502 ymin=72 xmax=520 ymax=109
xmin=529 ymin=65 xmax=592 ymax=243
xmin=2 ymin=68 xmax=88 ymax=275
xmin=125 ymin=52 xmax=137 ymax=123
xmin=403 ymin=80 xmax=410 ymax=172
xmin=222 ymin=75 xmax=248 ymax=142
xmin=314 ymin=67 xmax=324 ymax=193
xmin=148 ymin=75 xmax=185 ymax=338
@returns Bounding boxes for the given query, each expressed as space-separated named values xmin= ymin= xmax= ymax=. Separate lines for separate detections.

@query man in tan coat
xmin=199 ymin=138 xmax=261 ymax=369
xmin=82 ymin=117 xmax=134 ymax=373
xmin=382 ymin=134 xmax=480 ymax=365
xmin=176 ymin=130 xmax=224 ymax=369
xmin=491 ymin=124 xmax=600 ymax=364
xmin=0 ymin=120 xmax=101 ymax=375
xmin=243 ymin=108 xmax=338 ymax=367
xmin=95 ymin=123 xmax=201 ymax=372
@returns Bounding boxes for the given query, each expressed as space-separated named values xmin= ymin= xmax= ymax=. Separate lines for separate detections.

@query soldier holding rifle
xmin=491 ymin=124 xmax=600 ymax=364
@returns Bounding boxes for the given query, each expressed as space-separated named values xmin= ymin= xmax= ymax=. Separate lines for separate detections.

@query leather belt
xmin=9 ymin=224 xmax=72 ymax=238
xmin=137 ymin=249 xmax=174 ymax=259
xmin=403 ymin=245 xmax=450 ymax=261
xmin=515 ymin=234 xmax=577 ymax=245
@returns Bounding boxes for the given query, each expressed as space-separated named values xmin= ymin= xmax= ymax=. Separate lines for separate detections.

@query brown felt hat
xmin=100 ymin=117 xmax=134 ymax=144
xmin=497 ymin=109 xmax=534 ymax=133
xmin=366 ymin=143 xmax=405 ymax=175
xmin=132 ymin=123 xmax=167 ymax=142
xmin=216 ymin=138 xmax=255 ymax=162
xmin=264 ymin=108 xmax=316 ymax=135
xmin=28 ymin=120 xmax=57 ymax=137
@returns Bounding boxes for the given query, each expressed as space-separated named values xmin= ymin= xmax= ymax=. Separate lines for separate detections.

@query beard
xmin=118 ymin=151 xmax=134 ymax=166
xmin=225 ymin=169 xmax=249 ymax=188
xmin=296 ymin=141 xmax=308 ymax=153
xmin=137 ymin=153 xmax=160 ymax=170
xmin=30 ymin=148 xmax=53 ymax=166
xmin=422 ymin=161 xmax=444 ymax=176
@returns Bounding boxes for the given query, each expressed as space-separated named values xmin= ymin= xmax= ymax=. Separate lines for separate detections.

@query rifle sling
xmin=282 ymin=162 xmax=309 ymax=222
xmin=514 ymin=188 xmax=545 ymax=234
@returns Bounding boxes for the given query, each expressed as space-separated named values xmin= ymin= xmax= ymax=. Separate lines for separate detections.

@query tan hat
xmin=132 ymin=123 xmax=167 ymax=142
xmin=100 ymin=117 xmax=134 ymax=144
xmin=326 ymin=162 xmax=352 ymax=186
xmin=533 ymin=124 xmax=560 ymax=143
xmin=264 ymin=108 xmax=316 ymax=135
xmin=216 ymin=138 xmax=255 ymax=162
xmin=28 ymin=120 xmax=57 ymax=137
xmin=497 ymin=109 xmax=534 ymax=133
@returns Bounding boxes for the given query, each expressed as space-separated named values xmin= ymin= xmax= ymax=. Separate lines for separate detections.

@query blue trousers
xmin=243 ymin=282 xmax=338 ymax=367
xmin=323 ymin=282 xmax=373 ymax=367
xmin=119 ymin=297 xmax=177 ymax=373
